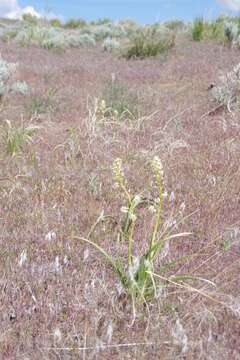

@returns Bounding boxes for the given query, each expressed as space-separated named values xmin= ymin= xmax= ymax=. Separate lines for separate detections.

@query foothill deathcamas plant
xmin=75 ymin=157 xmax=192 ymax=314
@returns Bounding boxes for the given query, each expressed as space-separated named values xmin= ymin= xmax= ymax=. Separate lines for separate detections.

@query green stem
xmin=120 ymin=182 xmax=132 ymax=204
xmin=128 ymin=218 xmax=135 ymax=266
xmin=150 ymin=179 xmax=163 ymax=249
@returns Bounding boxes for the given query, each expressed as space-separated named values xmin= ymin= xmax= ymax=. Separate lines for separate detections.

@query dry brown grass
xmin=0 ymin=38 xmax=240 ymax=359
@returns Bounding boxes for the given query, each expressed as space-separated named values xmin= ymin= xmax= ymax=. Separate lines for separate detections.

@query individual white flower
xmin=159 ymin=240 xmax=170 ymax=260
xmin=165 ymin=217 xmax=177 ymax=229
xmin=156 ymin=285 xmax=165 ymax=299
xmin=208 ymin=175 xmax=216 ymax=187
xmin=128 ymin=257 xmax=140 ymax=281
xmin=54 ymin=328 xmax=62 ymax=343
xmin=113 ymin=109 xmax=119 ymax=118
xmin=172 ymin=318 xmax=188 ymax=353
xmin=83 ymin=247 xmax=89 ymax=262
xmin=169 ymin=191 xmax=176 ymax=202
xmin=233 ymin=227 xmax=240 ymax=239
xmin=120 ymin=206 xmax=129 ymax=214
xmin=116 ymin=281 xmax=124 ymax=296
xmin=132 ymin=194 xmax=142 ymax=206
xmin=163 ymin=190 xmax=168 ymax=198
xmin=148 ymin=205 xmax=156 ymax=214
xmin=179 ymin=202 xmax=186 ymax=212
xmin=54 ymin=256 xmax=61 ymax=273
xmin=144 ymin=259 xmax=153 ymax=271
xmin=45 ymin=230 xmax=57 ymax=241
xmin=228 ymin=296 xmax=240 ymax=319
xmin=63 ymin=255 xmax=69 ymax=266
xmin=19 ymin=249 xmax=27 ymax=267
xmin=121 ymin=206 xmax=137 ymax=221
xmin=106 ymin=321 xmax=113 ymax=344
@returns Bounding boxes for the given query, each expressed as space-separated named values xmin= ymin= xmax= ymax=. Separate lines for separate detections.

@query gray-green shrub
xmin=0 ymin=57 xmax=17 ymax=98
xmin=11 ymin=81 xmax=30 ymax=95
xmin=102 ymin=37 xmax=120 ymax=51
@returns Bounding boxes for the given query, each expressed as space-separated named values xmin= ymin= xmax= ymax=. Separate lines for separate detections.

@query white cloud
xmin=0 ymin=0 xmax=41 ymax=19
xmin=218 ymin=0 xmax=240 ymax=10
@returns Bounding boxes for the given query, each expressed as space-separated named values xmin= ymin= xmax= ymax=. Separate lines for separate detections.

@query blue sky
xmin=15 ymin=0 xmax=240 ymax=23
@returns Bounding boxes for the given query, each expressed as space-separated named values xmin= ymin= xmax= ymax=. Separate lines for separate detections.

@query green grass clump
xmin=0 ymin=57 xmax=17 ymax=99
xmin=27 ymin=89 xmax=56 ymax=117
xmin=191 ymin=16 xmax=239 ymax=44
xmin=204 ymin=19 xmax=225 ymax=41
xmin=41 ymin=33 xmax=65 ymax=50
xmin=102 ymin=79 xmax=139 ymax=119
xmin=2 ymin=120 xmax=39 ymax=156
xmin=123 ymin=29 xmax=175 ymax=59
xmin=192 ymin=17 xmax=204 ymax=41
xmin=65 ymin=32 xmax=96 ymax=47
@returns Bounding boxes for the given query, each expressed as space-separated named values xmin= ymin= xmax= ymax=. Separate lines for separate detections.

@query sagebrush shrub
xmin=0 ymin=58 xmax=17 ymax=82
xmin=66 ymin=32 xmax=96 ymax=47
xmin=93 ymin=23 xmax=126 ymax=41
xmin=102 ymin=37 xmax=120 ymax=52
xmin=11 ymin=81 xmax=30 ymax=95
xmin=11 ymin=24 xmax=97 ymax=49
xmin=41 ymin=33 xmax=65 ymax=49
xmin=0 ymin=57 xmax=17 ymax=98
xmin=210 ymin=62 xmax=240 ymax=108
